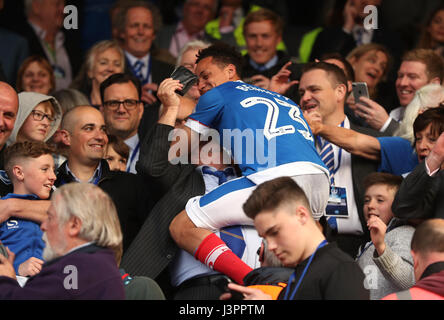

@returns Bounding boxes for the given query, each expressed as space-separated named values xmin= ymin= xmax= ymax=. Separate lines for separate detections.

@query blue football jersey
xmin=186 ymin=81 xmax=326 ymax=175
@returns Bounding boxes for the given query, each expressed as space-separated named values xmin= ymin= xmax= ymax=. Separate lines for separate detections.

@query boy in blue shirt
xmin=0 ymin=141 xmax=56 ymax=276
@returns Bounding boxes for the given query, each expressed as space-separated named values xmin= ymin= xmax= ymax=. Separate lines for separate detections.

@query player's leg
xmin=169 ymin=177 xmax=256 ymax=284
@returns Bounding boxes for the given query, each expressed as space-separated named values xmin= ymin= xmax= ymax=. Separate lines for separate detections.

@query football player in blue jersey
xmin=165 ymin=43 xmax=330 ymax=284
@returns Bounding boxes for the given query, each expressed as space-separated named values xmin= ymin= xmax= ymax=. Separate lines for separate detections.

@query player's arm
xmin=0 ymin=198 xmax=50 ymax=224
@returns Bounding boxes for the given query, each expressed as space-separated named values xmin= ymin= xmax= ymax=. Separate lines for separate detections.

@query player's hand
xmin=367 ymin=215 xmax=387 ymax=255
xmin=268 ymin=61 xmax=299 ymax=94
xmin=354 ymin=97 xmax=389 ymax=130
xmin=18 ymin=257 xmax=44 ymax=277
xmin=141 ymin=83 xmax=159 ymax=105
xmin=220 ymin=283 xmax=272 ymax=300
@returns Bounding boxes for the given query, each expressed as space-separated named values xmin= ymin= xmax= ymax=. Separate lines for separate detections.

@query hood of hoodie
xmin=415 ymin=263 xmax=444 ymax=296
xmin=8 ymin=92 xmax=62 ymax=145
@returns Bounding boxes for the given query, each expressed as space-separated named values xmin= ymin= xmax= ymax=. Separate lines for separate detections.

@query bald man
xmin=56 ymin=105 xmax=154 ymax=252
xmin=0 ymin=82 xmax=18 ymax=162
xmin=384 ymin=219 xmax=444 ymax=300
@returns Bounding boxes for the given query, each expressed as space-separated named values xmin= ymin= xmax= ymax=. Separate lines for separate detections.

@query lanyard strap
xmin=283 ymin=240 xmax=328 ymax=300
xmin=126 ymin=142 xmax=140 ymax=173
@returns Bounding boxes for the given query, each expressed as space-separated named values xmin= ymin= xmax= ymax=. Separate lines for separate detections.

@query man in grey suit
xmin=299 ymin=61 xmax=384 ymax=258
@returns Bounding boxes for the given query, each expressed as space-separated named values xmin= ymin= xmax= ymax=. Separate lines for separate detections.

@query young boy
xmin=0 ymin=141 xmax=56 ymax=277
xmin=356 ymin=172 xmax=416 ymax=300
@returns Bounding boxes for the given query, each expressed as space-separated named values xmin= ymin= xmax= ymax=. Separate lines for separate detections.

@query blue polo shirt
xmin=0 ymin=193 xmax=45 ymax=274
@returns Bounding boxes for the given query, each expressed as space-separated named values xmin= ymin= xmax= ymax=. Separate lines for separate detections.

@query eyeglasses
xmin=103 ymin=99 xmax=140 ymax=111
xmin=31 ymin=110 xmax=56 ymax=124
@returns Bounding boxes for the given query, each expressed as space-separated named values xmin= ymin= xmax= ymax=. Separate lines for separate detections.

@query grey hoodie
xmin=8 ymin=92 xmax=62 ymax=145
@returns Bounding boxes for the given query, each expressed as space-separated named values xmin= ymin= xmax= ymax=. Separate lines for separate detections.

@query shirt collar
xmin=249 ymin=54 xmax=278 ymax=71
xmin=65 ymin=162 xmax=102 ymax=184
xmin=125 ymin=51 xmax=150 ymax=67
xmin=28 ymin=20 xmax=64 ymax=43
xmin=125 ymin=133 xmax=139 ymax=150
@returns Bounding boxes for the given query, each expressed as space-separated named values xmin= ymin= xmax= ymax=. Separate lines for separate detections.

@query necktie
xmin=202 ymin=166 xmax=246 ymax=258
xmin=133 ymin=60 xmax=144 ymax=83
xmin=355 ymin=27 xmax=364 ymax=46
xmin=319 ymin=138 xmax=338 ymax=230
xmin=201 ymin=166 xmax=234 ymax=185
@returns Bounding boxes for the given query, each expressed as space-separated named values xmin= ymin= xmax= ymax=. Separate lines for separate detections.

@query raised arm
xmin=304 ymin=110 xmax=381 ymax=161
xmin=0 ymin=198 xmax=50 ymax=224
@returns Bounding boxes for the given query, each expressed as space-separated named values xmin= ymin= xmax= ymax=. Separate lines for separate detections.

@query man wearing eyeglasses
xmin=100 ymin=73 xmax=144 ymax=174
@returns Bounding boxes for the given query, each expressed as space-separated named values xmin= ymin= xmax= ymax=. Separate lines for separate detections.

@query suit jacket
xmin=55 ymin=160 xmax=154 ymax=253
xmin=350 ymin=122 xmax=385 ymax=234
xmin=16 ymin=21 xmax=82 ymax=80
xmin=0 ymin=27 xmax=29 ymax=86
xmin=392 ymin=161 xmax=444 ymax=220
xmin=120 ymin=124 xmax=205 ymax=278
xmin=324 ymin=122 xmax=384 ymax=258
xmin=124 ymin=54 xmax=175 ymax=137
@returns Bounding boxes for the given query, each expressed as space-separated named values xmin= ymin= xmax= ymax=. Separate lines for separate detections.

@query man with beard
xmin=0 ymin=183 xmax=125 ymax=299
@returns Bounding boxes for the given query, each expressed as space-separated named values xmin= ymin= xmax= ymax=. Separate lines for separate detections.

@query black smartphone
xmin=170 ymin=66 xmax=198 ymax=96
xmin=213 ymin=276 xmax=244 ymax=300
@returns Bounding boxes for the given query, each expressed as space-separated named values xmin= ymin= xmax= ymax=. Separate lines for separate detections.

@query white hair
xmin=395 ymin=83 xmax=444 ymax=144
xmin=175 ymin=40 xmax=211 ymax=68
xmin=52 ymin=182 xmax=123 ymax=263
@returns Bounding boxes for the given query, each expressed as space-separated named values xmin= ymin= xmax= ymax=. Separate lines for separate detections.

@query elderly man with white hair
xmin=0 ymin=183 xmax=125 ymax=299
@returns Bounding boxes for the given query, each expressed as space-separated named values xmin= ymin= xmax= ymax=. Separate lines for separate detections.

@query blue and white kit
xmin=185 ymin=81 xmax=330 ymax=229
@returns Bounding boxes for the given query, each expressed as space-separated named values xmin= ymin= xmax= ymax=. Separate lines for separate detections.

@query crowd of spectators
xmin=0 ymin=0 xmax=444 ymax=301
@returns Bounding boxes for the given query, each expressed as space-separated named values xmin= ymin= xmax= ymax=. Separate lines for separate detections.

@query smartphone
xmin=170 ymin=66 xmax=198 ymax=96
xmin=352 ymin=82 xmax=369 ymax=103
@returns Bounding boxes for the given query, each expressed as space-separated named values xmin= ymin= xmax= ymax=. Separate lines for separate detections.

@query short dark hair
xmin=196 ymin=42 xmax=244 ymax=78
xmin=411 ymin=219 xmax=444 ymax=254
xmin=107 ymin=134 xmax=129 ymax=160
xmin=413 ymin=106 xmax=444 ymax=145
xmin=302 ymin=61 xmax=348 ymax=89
xmin=100 ymin=73 xmax=142 ymax=104
xmin=321 ymin=52 xmax=356 ymax=82
xmin=363 ymin=172 xmax=403 ymax=194
xmin=4 ymin=141 xmax=55 ymax=178
xmin=243 ymin=176 xmax=311 ymax=220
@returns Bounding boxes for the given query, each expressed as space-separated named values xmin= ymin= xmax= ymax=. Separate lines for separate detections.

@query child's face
xmin=363 ymin=184 xmax=396 ymax=225
xmin=104 ymin=144 xmax=127 ymax=172
xmin=17 ymin=101 xmax=55 ymax=142
xmin=20 ymin=154 xmax=56 ymax=199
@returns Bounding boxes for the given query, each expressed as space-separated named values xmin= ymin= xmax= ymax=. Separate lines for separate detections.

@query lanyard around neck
xmin=283 ymin=239 xmax=328 ymax=300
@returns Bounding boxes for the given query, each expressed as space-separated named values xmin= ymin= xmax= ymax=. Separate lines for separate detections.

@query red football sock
xmin=194 ymin=233 xmax=252 ymax=284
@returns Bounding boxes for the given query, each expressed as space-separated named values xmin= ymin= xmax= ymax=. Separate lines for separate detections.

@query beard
xmin=42 ymin=232 xmax=66 ymax=262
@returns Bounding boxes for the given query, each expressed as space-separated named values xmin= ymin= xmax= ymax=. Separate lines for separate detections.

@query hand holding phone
xmin=352 ymin=82 xmax=369 ymax=104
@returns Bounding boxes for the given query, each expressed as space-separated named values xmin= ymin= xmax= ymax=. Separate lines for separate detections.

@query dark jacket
xmin=276 ymin=243 xmax=369 ymax=300
xmin=392 ymin=161 xmax=444 ymax=220
xmin=55 ymin=160 xmax=154 ymax=252
xmin=0 ymin=244 xmax=125 ymax=300
xmin=120 ymin=124 xmax=205 ymax=279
